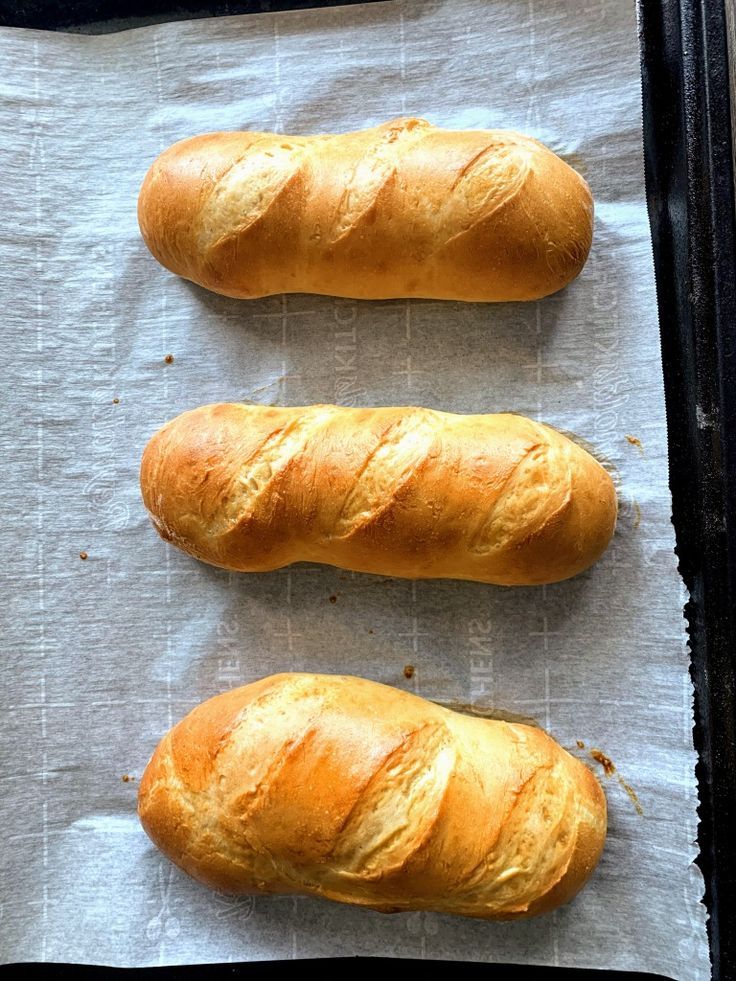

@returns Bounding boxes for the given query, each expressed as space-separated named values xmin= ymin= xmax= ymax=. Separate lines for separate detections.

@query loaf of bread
xmin=138 ymin=117 xmax=593 ymax=302
xmin=140 ymin=403 xmax=616 ymax=586
xmin=139 ymin=673 xmax=606 ymax=918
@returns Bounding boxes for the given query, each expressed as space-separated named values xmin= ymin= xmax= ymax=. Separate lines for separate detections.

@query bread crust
xmin=138 ymin=117 xmax=593 ymax=301
xmin=140 ymin=403 xmax=617 ymax=586
xmin=138 ymin=673 xmax=607 ymax=918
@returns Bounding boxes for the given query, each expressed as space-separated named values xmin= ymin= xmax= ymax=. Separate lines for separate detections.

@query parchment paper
xmin=0 ymin=0 xmax=709 ymax=976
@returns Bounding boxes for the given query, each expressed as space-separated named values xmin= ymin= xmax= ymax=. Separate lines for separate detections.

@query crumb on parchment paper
xmin=590 ymin=748 xmax=616 ymax=776
xmin=590 ymin=748 xmax=644 ymax=816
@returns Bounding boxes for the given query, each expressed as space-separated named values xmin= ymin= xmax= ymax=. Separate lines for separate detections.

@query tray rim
xmin=640 ymin=1 xmax=736 ymax=979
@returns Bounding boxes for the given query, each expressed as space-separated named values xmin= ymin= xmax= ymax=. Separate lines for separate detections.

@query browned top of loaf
xmin=138 ymin=117 xmax=593 ymax=301
xmin=140 ymin=403 xmax=617 ymax=585
xmin=138 ymin=673 xmax=607 ymax=918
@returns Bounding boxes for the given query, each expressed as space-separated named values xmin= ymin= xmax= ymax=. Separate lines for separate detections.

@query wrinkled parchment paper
xmin=0 ymin=0 xmax=709 ymax=975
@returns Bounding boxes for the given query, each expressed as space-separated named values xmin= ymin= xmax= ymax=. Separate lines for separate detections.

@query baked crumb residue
xmin=619 ymin=777 xmax=644 ymax=815
xmin=121 ymin=774 xmax=135 ymax=783
xmin=625 ymin=434 xmax=643 ymax=453
xmin=164 ymin=354 xmax=175 ymax=364
xmin=590 ymin=748 xmax=644 ymax=815
xmin=576 ymin=739 xmax=585 ymax=749
xmin=79 ymin=551 xmax=88 ymax=561
xmin=328 ymin=595 xmax=338 ymax=604
xmin=403 ymin=665 xmax=415 ymax=680
xmin=590 ymin=748 xmax=615 ymax=777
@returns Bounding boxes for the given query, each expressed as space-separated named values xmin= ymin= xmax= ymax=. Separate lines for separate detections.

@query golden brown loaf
xmin=140 ymin=403 xmax=617 ymax=586
xmin=138 ymin=117 xmax=593 ymax=302
xmin=138 ymin=673 xmax=607 ymax=918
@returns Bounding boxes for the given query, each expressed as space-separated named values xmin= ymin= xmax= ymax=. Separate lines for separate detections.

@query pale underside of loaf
xmin=140 ymin=404 xmax=617 ymax=585
xmin=138 ymin=117 xmax=594 ymax=301
xmin=138 ymin=674 xmax=607 ymax=918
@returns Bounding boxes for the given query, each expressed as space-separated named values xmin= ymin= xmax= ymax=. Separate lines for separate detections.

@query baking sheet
xmin=0 ymin=0 xmax=709 ymax=975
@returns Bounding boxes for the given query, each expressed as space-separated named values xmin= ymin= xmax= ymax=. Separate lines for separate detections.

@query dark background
xmin=0 ymin=1 xmax=733 ymax=979
xmin=0 ymin=0 xmax=381 ymax=31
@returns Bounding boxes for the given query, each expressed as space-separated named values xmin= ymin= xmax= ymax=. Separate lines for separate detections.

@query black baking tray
xmin=1 ymin=1 xmax=734 ymax=979
xmin=640 ymin=2 xmax=736 ymax=980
